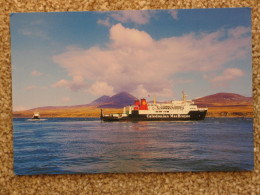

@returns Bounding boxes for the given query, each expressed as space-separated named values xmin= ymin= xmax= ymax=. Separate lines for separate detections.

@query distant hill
xmin=193 ymin=92 xmax=252 ymax=107
xmin=90 ymin=92 xmax=137 ymax=108
xmin=88 ymin=95 xmax=111 ymax=106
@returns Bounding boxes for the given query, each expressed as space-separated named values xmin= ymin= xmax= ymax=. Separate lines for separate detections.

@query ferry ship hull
xmin=101 ymin=110 xmax=207 ymax=122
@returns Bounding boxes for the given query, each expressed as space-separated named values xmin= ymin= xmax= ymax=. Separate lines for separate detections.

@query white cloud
xmin=24 ymin=85 xmax=36 ymax=90
xmin=132 ymin=84 xmax=149 ymax=99
xmin=168 ymin=10 xmax=178 ymax=20
xmin=110 ymin=10 xmax=153 ymax=25
xmin=97 ymin=17 xmax=110 ymax=27
xmin=210 ymin=68 xmax=244 ymax=83
xmin=19 ymin=29 xmax=32 ymax=36
xmin=31 ymin=70 xmax=43 ymax=76
xmin=88 ymin=81 xmax=114 ymax=96
xmin=53 ymin=24 xmax=250 ymax=98
xmin=61 ymin=97 xmax=70 ymax=102
xmin=51 ymin=79 xmax=69 ymax=88
xmin=228 ymin=26 xmax=250 ymax=39
xmin=30 ymin=19 xmax=44 ymax=26
xmin=40 ymin=86 xmax=48 ymax=90
xmin=18 ymin=28 xmax=49 ymax=40
xmin=51 ymin=76 xmax=87 ymax=91
xmin=110 ymin=23 xmax=154 ymax=49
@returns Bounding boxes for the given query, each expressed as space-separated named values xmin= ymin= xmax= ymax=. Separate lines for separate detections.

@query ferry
xmin=101 ymin=91 xmax=207 ymax=122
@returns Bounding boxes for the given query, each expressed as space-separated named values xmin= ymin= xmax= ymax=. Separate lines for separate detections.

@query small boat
xmin=32 ymin=112 xmax=40 ymax=119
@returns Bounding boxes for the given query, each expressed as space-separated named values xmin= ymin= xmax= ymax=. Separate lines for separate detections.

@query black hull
xmin=101 ymin=110 xmax=207 ymax=122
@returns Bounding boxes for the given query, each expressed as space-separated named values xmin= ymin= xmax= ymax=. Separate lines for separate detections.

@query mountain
xmin=193 ymin=92 xmax=252 ymax=107
xmin=90 ymin=92 xmax=137 ymax=108
xmin=88 ymin=95 xmax=111 ymax=106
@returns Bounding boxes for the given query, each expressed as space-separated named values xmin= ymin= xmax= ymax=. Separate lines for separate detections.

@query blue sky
xmin=11 ymin=8 xmax=252 ymax=111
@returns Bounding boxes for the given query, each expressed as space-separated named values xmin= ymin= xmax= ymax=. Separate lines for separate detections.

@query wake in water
xmin=27 ymin=119 xmax=48 ymax=121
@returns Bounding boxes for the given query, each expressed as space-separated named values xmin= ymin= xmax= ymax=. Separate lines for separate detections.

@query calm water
xmin=13 ymin=117 xmax=254 ymax=175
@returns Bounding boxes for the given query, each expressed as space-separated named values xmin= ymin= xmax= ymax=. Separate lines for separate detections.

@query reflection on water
xmin=13 ymin=117 xmax=254 ymax=175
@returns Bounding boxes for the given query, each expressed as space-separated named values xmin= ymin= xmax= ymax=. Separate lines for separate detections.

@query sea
xmin=13 ymin=117 xmax=254 ymax=175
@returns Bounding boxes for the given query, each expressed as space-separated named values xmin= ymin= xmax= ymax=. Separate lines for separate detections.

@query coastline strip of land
xmin=13 ymin=105 xmax=253 ymax=118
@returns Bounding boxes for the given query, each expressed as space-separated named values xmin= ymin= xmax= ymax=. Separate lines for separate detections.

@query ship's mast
xmin=182 ymin=91 xmax=187 ymax=102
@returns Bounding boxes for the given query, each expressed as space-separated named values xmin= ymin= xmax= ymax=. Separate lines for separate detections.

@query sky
xmin=10 ymin=8 xmax=252 ymax=111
